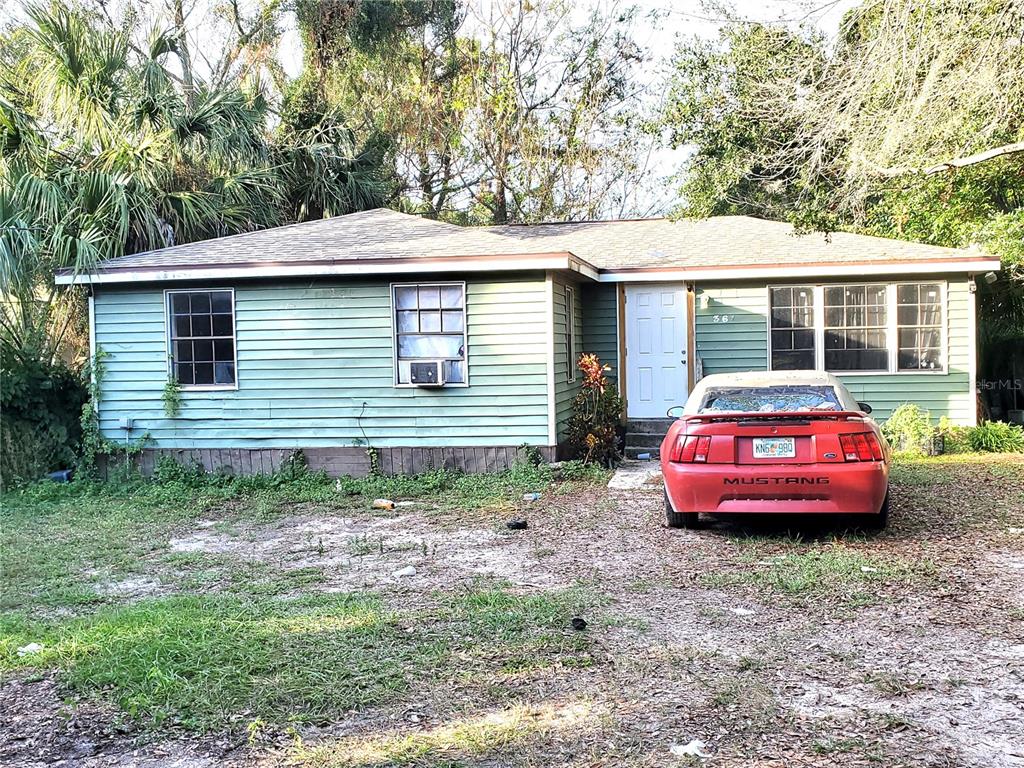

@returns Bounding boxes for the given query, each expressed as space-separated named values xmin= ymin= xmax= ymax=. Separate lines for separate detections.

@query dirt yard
xmin=1 ymin=455 xmax=1022 ymax=768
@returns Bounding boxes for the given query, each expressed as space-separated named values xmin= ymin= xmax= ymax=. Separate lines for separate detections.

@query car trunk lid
xmin=680 ymin=412 xmax=870 ymax=465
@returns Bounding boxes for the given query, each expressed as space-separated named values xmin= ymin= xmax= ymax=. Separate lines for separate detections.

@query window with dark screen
xmin=769 ymin=286 xmax=815 ymax=370
xmin=167 ymin=290 xmax=236 ymax=387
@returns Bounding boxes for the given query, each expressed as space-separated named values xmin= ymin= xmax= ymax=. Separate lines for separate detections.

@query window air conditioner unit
xmin=409 ymin=360 xmax=446 ymax=387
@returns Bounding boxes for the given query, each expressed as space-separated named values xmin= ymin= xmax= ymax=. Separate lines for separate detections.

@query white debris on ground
xmin=16 ymin=643 xmax=44 ymax=657
xmin=669 ymin=739 xmax=710 ymax=758
xmin=607 ymin=460 xmax=662 ymax=491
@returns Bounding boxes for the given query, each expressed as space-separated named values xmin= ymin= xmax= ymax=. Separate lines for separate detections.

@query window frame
xmin=164 ymin=287 xmax=239 ymax=391
xmin=390 ymin=281 xmax=469 ymax=388
xmin=565 ymin=285 xmax=577 ymax=384
xmin=820 ymin=282 xmax=890 ymax=374
xmin=765 ymin=281 xmax=947 ymax=376
xmin=767 ymin=285 xmax=817 ymax=371
xmin=894 ymin=280 xmax=947 ymax=373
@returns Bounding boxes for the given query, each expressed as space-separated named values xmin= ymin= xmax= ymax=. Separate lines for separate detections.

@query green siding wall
xmin=694 ymin=278 xmax=974 ymax=424
xmin=552 ymin=275 xmax=585 ymax=440
xmin=694 ymin=283 xmax=768 ymax=374
xmin=581 ymin=283 xmax=619 ymax=382
xmin=93 ymin=274 xmax=553 ymax=448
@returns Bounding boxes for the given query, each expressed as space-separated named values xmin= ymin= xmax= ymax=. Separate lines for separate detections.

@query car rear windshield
xmin=698 ymin=385 xmax=842 ymax=414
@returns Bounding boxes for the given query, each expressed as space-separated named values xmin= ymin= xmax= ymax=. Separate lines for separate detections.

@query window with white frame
xmin=823 ymin=284 xmax=888 ymax=371
xmin=565 ymin=285 xmax=577 ymax=383
xmin=393 ymin=283 xmax=466 ymax=384
xmin=167 ymin=289 xmax=236 ymax=387
xmin=769 ymin=286 xmax=815 ymax=370
xmin=769 ymin=282 xmax=945 ymax=374
xmin=897 ymin=283 xmax=943 ymax=371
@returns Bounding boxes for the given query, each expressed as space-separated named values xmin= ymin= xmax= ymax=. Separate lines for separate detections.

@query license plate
xmin=753 ymin=437 xmax=795 ymax=459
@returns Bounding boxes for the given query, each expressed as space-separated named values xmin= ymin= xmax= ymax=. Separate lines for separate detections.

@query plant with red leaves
xmin=565 ymin=354 xmax=623 ymax=466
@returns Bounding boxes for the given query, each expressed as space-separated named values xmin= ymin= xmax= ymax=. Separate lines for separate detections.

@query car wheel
xmin=665 ymin=488 xmax=699 ymax=529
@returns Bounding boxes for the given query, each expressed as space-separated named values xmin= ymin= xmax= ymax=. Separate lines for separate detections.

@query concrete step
xmin=625 ymin=418 xmax=676 ymax=435
xmin=625 ymin=431 xmax=668 ymax=448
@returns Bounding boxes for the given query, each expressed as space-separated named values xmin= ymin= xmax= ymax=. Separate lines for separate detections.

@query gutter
xmin=597 ymin=258 xmax=1002 ymax=283
xmin=55 ymin=253 xmax=998 ymax=287
xmin=55 ymin=252 xmax=601 ymax=286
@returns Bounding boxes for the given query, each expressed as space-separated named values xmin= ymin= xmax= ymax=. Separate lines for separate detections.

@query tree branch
xmin=924 ymin=141 xmax=1024 ymax=175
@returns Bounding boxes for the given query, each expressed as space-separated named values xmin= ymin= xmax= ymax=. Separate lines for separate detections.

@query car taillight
xmin=670 ymin=435 xmax=711 ymax=463
xmin=839 ymin=432 xmax=884 ymax=462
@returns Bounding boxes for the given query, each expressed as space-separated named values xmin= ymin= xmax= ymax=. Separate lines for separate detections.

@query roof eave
xmin=55 ymin=251 xmax=600 ymax=286
xmin=597 ymin=258 xmax=1002 ymax=282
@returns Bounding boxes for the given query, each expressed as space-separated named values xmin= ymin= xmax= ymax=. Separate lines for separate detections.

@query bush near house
xmin=564 ymin=355 xmax=624 ymax=467
xmin=0 ymin=351 xmax=88 ymax=487
xmin=966 ymin=420 xmax=1024 ymax=453
xmin=883 ymin=403 xmax=1024 ymax=455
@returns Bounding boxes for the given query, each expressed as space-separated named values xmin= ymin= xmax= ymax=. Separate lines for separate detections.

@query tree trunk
xmin=418 ymin=149 xmax=435 ymax=217
xmin=171 ymin=0 xmax=196 ymax=109
xmin=493 ymin=176 xmax=508 ymax=224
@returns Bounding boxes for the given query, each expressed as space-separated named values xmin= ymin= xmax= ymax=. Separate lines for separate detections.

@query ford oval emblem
xmin=824 ymin=452 xmax=837 ymax=459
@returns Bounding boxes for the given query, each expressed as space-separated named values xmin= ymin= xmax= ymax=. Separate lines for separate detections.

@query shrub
xmin=881 ymin=404 xmax=934 ymax=455
xmin=967 ymin=421 xmax=1024 ymax=453
xmin=936 ymin=416 xmax=972 ymax=454
xmin=564 ymin=354 xmax=624 ymax=466
xmin=0 ymin=349 xmax=88 ymax=487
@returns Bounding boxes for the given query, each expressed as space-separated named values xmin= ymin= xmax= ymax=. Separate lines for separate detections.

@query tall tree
xmin=1 ymin=0 xmax=387 ymax=366
xmin=661 ymin=0 xmax=1024 ymax=415
xmin=293 ymin=0 xmax=472 ymax=219
xmin=294 ymin=0 xmax=660 ymax=223
xmin=463 ymin=0 xmax=652 ymax=223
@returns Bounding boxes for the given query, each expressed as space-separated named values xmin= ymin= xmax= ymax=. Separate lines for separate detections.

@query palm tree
xmin=0 ymin=1 xmax=388 ymax=481
xmin=0 ymin=1 xmax=388 ymax=368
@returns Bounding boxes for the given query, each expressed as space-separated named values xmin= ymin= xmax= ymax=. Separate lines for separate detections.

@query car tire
xmin=665 ymin=489 xmax=699 ymax=529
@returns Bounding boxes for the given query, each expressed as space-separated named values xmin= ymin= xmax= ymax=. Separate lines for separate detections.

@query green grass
xmin=704 ymin=537 xmax=935 ymax=605
xmin=0 ymin=583 xmax=595 ymax=733
xmin=293 ymin=701 xmax=597 ymax=767
xmin=0 ymin=463 xmax=608 ymax=733
xmin=0 ymin=485 xmax=211 ymax=613
xmin=890 ymin=452 xmax=1024 ymax=486
xmin=447 ymin=584 xmax=597 ymax=674
xmin=0 ymin=593 xmax=418 ymax=729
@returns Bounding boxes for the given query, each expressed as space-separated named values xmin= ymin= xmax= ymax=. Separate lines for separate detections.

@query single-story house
xmin=56 ymin=208 xmax=1000 ymax=474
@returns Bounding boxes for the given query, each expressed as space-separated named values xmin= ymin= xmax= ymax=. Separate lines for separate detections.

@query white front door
xmin=625 ymin=284 xmax=689 ymax=418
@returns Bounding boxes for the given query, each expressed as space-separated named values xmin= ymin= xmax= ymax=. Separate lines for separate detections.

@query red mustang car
xmin=661 ymin=372 xmax=890 ymax=529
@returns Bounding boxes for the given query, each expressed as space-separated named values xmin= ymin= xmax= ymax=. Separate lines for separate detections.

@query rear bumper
xmin=662 ymin=460 xmax=888 ymax=515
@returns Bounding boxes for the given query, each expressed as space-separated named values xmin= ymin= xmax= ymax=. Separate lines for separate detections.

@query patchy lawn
xmin=1 ymin=455 xmax=1022 ymax=767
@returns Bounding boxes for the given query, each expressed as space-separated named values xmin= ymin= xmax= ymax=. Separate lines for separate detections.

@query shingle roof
xmin=90 ymin=208 xmax=536 ymax=270
xmin=485 ymin=216 xmax=979 ymax=270
xmin=57 ymin=208 xmax=996 ymax=285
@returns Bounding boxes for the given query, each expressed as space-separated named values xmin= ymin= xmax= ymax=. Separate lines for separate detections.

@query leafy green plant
xmin=967 ymin=421 xmax=1024 ymax=453
xmin=77 ymin=349 xmax=110 ymax=479
xmin=936 ymin=416 xmax=973 ymax=454
xmin=0 ymin=346 xmax=87 ymax=486
xmin=161 ymin=378 xmax=182 ymax=418
xmin=882 ymin=404 xmax=934 ymax=455
xmin=77 ymin=349 xmax=148 ymax=480
xmin=517 ymin=443 xmax=545 ymax=467
xmin=564 ymin=354 xmax=624 ymax=467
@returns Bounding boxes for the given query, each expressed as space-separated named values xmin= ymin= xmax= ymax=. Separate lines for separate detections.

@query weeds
xmin=704 ymin=537 xmax=935 ymax=606
xmin=0 ymin=584 xmax=595 ymax=734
